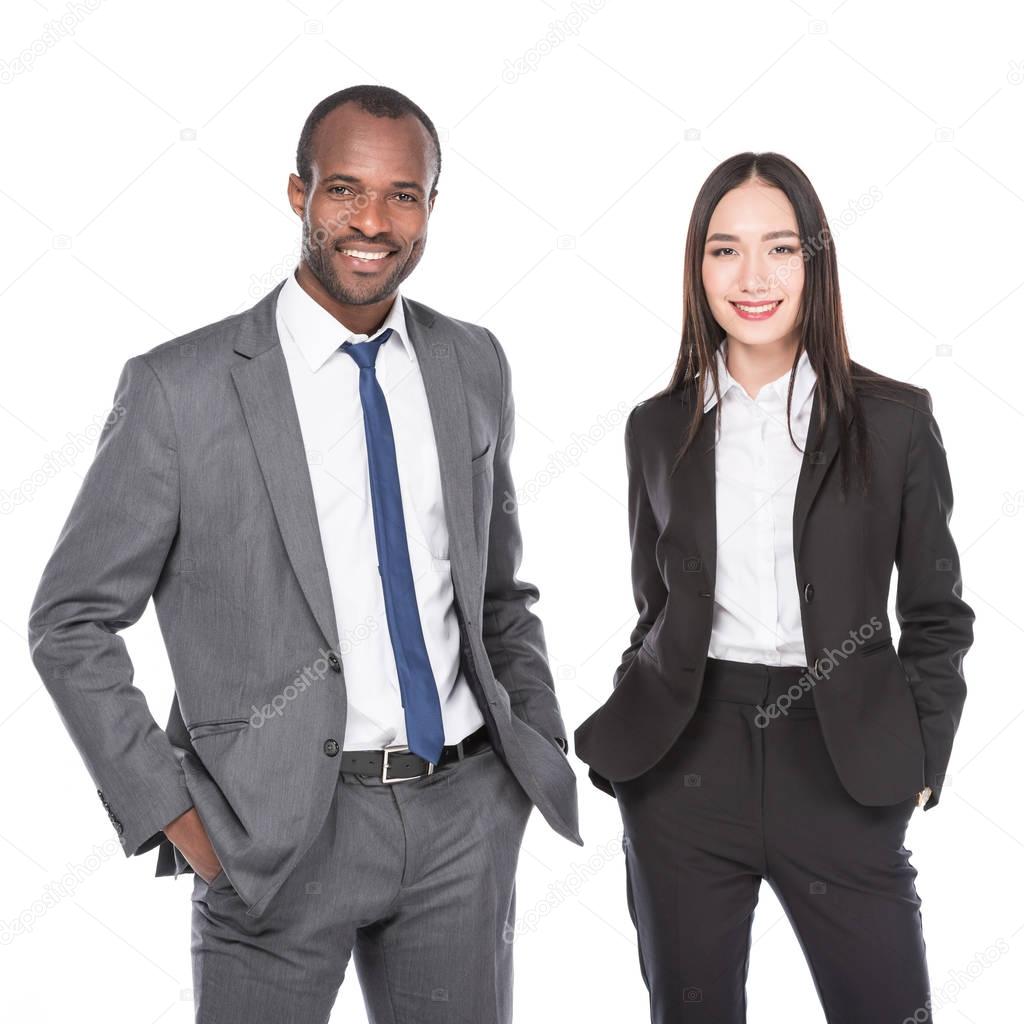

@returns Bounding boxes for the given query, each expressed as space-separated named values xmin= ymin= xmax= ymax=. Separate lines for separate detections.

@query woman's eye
xmin=709 ymin=247 xmax=735 ymax=257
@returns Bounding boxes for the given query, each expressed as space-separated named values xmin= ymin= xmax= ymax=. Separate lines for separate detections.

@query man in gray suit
xmin=27 ymin=84 xmax=581 ymax=1023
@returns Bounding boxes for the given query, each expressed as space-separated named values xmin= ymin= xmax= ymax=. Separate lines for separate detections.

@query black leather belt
xmin=339 ymin=724 xmax=491 ymax=783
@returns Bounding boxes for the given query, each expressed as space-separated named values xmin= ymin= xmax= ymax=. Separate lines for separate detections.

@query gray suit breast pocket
xmin=470 ymin=443 xmax=495 ymax=556
xmin=471 ymin=443 xmax=493 ymax=476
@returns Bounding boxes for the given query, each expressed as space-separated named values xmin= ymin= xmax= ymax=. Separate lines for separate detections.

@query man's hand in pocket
xmin=163 ymin=806 xmax=224 ymax=883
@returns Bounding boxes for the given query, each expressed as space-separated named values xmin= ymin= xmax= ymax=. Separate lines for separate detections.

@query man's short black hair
xmin=296 ymin=84 xmax=441 ymax=193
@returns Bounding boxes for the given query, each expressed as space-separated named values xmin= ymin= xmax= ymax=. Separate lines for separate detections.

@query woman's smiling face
xmin=701 ymin=179 xmax=805 ymax=350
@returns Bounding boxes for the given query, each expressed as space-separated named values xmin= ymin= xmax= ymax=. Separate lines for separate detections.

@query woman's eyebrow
xmin=706 ymin=230 xmax=800 ymax=242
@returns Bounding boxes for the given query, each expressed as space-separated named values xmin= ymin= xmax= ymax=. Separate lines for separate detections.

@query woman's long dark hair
xmin=660 ymin=151 xmax=917 ymax=499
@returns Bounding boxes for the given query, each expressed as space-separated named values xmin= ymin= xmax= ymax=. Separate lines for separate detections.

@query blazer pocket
xmin=508 ymin=689 xmax=529 ymax=718
xmin=187 ymin=717 xmax=251 ymax=740
xmin=208 ymin=866 xmax=234 ymax=893
xmin=639 ymin=606 xmax=668 ymax=663
xmin=471 ymin=443 xmax=493 ymax=476
xmin=639 ymin=639 xmax=663 ymax=667
xmin=858 ymin=635 xmax=894 ymax=658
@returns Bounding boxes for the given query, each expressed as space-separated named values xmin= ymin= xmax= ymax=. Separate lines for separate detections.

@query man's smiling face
xmin=289 ymin=102 xmax=437 ymax=308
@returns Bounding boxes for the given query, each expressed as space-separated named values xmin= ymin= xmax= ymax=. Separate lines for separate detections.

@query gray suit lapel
xmin=403 ymin=297 xmax=480 ymax=588
xmin=226 ymin=285 xmax=479 ymax=655
xmin=229 ymin=281 xmax=340 ymax=653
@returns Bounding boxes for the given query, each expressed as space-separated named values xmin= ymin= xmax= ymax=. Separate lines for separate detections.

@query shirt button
xmin=323 ymin=739 xmax=340 ymax=757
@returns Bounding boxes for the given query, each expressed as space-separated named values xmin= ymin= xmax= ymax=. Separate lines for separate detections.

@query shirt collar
xmin=703 ymin=341 xmax=817 ymax=414
xmin=277 ymin=268 xmax=415 ymax=373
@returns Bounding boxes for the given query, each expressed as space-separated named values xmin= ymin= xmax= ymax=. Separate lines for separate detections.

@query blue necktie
xmin=340 ymin=328 xmax=445 ymax=764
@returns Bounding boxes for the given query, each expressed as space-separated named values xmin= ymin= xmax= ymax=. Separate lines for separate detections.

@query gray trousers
xmin=190 ymin=741 xmax=533 ymax=1023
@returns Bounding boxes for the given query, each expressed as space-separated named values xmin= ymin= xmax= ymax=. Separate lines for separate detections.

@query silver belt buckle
xmin=381 ymin=743 xmax=435 ymax=784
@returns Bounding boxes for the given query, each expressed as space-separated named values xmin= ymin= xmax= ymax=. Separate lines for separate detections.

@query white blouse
xmin=702 ymin=340 xmax=818 ymax=666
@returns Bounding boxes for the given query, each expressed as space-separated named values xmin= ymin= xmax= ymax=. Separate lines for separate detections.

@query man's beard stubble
xmin=301 ymin=219 xmax=425 ymax=307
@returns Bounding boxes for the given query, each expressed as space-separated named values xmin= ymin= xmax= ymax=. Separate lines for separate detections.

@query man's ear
xmin=287 ymin=173 xmax=307 ymax=217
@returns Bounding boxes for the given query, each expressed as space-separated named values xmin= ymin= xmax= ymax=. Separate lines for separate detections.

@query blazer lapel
xmin=403 ymin=298 xmax=480 ymax=588
xmin=792 ymin=385 xmax=849 ymax=562
xmin=674 ymin=399 xmax=718 ymax=589
xmin=229 ymin=281 xmax=340 ymax=653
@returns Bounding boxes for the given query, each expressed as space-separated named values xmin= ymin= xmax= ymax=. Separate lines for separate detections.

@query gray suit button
xmin=323 ymin=739 xmax=340 ymax=756
xmin=327 ymin=652 xmax=341 ymax=673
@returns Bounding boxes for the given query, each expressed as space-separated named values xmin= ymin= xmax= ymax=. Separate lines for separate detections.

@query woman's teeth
xmin=732 ymin=301 xmax=780 ymax=313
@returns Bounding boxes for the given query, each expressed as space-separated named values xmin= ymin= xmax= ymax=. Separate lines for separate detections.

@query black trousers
xmin=611 ymin=656 xmax=930 ymax=1023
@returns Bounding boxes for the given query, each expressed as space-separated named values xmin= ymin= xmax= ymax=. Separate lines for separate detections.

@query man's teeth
xmin=340 ymin=249 xmax=391 ymax=261
xmin=733 ymin=301 xmax=780 ymax=313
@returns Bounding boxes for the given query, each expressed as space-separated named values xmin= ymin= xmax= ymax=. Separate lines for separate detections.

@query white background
xmin=2 ymin=1 xmax=1021 ymax=1020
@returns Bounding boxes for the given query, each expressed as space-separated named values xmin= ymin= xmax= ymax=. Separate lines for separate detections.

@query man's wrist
xmin=163 ymin=805 xmax=197 ymax=843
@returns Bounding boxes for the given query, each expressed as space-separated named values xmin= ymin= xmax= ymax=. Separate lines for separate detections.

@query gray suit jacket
xmin=28 ymin=279 xmax=582 ymax=918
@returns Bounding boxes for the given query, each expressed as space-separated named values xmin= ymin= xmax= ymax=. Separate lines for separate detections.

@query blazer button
xmin=323 ymin=739 xmax=340 ymax=757
xmin=327 ymin=652 xmax=341 ymax=673
xmin=803 ymin=583 xmax=815 ymax=602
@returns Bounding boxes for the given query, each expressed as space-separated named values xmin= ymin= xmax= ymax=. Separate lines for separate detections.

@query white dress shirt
xmin=703 ymin=340 xmax=818 ymax=666
xmin=275 ymin=270 xmax=484 ymax=749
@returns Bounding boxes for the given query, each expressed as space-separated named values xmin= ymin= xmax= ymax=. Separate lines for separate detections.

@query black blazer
xmin=574 ymin=362 xmax=974 ymax=811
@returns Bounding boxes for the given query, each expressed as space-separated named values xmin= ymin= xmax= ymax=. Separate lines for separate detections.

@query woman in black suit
xmin=574 ymin=152 xmax=974 ymax=1023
